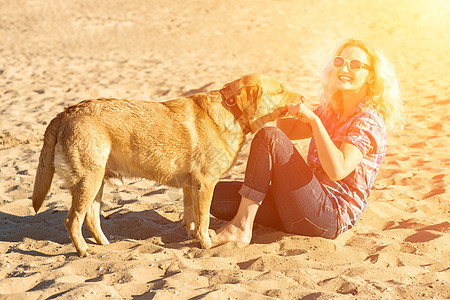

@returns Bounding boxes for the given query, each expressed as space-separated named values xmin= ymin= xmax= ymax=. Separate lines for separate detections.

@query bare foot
xmin=212 ymin=220 xmax=252 ymax=245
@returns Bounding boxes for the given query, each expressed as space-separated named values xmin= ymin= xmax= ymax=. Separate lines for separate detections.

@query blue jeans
xmin=211 ymin=127 xmax=339 ymax=239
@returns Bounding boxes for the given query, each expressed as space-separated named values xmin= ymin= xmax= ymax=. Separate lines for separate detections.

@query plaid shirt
xmin=307 ymin=104 xmax=387 ymax=236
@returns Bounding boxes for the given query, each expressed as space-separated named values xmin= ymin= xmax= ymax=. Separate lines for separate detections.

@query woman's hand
xmin=276 ymin=101 xmax=315 ymax=140
xmin=288 ymin=102 xmax=363 ymax=181
xmin=288 ymin=103 xmax=317 ymax=124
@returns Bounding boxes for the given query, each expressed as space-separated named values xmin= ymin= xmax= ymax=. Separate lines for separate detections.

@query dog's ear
xmin=235 ymin=85 xmax=262 ymax=120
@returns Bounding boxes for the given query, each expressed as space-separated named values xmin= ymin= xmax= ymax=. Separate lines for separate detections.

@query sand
xmin=0 ymin=0 xmax=449 ymax=299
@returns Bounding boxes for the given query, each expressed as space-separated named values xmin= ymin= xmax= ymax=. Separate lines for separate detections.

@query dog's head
xmin=221 ymin=73 xmax=303 ymax=133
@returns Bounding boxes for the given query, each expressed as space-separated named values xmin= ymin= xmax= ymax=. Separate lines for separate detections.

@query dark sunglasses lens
xmin=333 ymin=57 xmax=345 ymax=68
xmin=349 ymin=60 xmax=363 ymax=70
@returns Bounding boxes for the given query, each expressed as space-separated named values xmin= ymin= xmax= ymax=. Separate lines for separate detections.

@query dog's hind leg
xmin=85 ymin=180 xmax=109 ymax=246
xmin=65 ymin=171 xmax=105 ymax=257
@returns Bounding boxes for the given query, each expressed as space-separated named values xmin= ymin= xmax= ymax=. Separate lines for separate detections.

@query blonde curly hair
xmin=320 ymin=39 xmax=404 ymax=133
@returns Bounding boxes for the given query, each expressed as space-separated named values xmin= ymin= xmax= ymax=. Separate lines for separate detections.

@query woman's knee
xmin=254 ymin=126 xmax=289 ymax=146
xmin=256 ymin=126 xmax=284 ymax=139
xmin=253 ymin=126 xmax=294 ymax=156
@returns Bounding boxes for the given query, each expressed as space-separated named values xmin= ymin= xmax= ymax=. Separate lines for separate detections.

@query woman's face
xmin=334 ymin=46 xmax=372 ymax=94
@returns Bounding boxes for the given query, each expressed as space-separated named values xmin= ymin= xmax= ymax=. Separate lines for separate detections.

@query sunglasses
xmin=333 ymin=56 xmax=373 ymax=71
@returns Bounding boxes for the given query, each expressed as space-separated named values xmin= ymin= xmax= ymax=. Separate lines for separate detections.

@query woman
xmin=210 ymin=39 xmax=404 ymax=244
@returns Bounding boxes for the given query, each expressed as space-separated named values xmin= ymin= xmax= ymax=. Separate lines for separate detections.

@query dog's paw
xmin=199 ymin=237 xmax=213 ymax=249
xmin=76 ymin=245 xmax=99 ymax=257
xmin=77 ymin=248 xmax=90 ymax=258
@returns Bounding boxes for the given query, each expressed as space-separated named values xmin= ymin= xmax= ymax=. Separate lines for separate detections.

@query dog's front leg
xmin=182 ymin=187 xmax=196 ymax=238
xmin=191 ymin=184 xmax=215 ymax=249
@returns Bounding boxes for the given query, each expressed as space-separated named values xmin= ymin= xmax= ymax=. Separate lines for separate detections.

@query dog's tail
xmin=32 ymin=113 xmax=63 ymax=213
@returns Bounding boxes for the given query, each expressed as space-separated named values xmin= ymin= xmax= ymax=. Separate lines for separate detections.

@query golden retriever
xmin=32 ymin=73 xmax=302 ymax=257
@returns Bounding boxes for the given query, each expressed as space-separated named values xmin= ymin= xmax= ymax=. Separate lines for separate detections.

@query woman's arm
xmin=276 ymin=117 xmax=312 ymax=140
xmin=309 ymin=116 xmax=363 ymax=180
xmin=290 ymin=103 xmax=363 ymax=181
